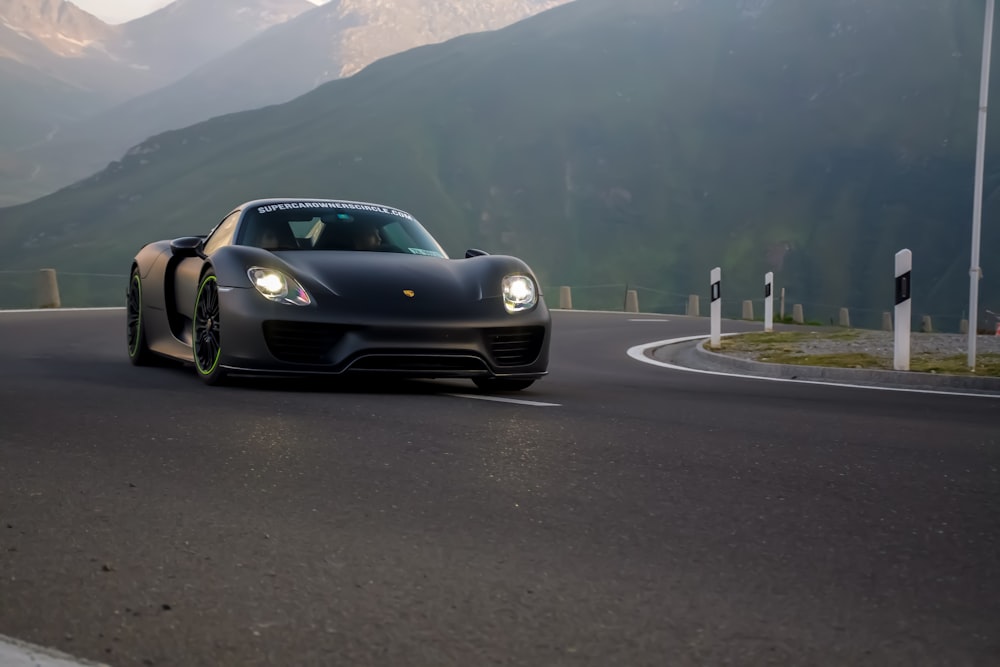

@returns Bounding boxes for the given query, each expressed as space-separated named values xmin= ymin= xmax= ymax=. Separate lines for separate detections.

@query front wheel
xmin=126 ymin=269 xmax=154 ymax=366
xmin=472 ymin=377 xmax=535 ymax=392
xmin=193 ymin=271 xmax=227 ymax=386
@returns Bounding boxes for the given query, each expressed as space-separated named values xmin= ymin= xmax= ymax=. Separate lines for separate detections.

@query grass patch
xmin=757 ymin=351 xmax=887 ymax=368
xmin=910 ymin=353 xmax=1000 ymax=376
xmin=715 ymin=332 xmax=1000 ymax=377
xmin=719 ymin=329 xmax=861 ymax=351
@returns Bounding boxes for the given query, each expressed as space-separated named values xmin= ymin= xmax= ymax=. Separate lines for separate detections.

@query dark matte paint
xmin=130 ymin=198 xmax=551 ymax=380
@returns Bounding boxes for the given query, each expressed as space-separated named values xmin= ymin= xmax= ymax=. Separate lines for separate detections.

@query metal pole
xmin=969 ymin=0 xmax=994 ymax=370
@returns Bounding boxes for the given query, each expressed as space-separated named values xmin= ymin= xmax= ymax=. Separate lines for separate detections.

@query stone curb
xmin=693 ymin=339 xmax=1000 ymax=392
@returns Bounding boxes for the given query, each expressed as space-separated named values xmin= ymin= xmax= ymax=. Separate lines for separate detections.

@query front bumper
xmin=217 ymin=286 xmax=551 ymax=378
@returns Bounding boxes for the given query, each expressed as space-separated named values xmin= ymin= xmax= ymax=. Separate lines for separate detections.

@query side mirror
xmin=170 ymin=236 xmax=203 ymax=258
xmin=465 ymin=248 xmax=489 ymax=258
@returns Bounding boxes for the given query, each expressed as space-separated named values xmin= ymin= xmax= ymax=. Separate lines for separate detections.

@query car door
xmin=174 ymin=210 xmax=241 ymax=321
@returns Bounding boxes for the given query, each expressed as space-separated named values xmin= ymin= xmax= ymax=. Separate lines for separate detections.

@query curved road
xmin=0 ymin=309 xmax=997 ymax=666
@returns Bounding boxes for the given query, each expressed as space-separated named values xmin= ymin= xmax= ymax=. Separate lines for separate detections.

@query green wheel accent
xmin=193 ymin=272 xmax=226 ymax=384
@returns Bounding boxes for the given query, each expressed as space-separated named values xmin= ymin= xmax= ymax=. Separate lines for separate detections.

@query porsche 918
xmin=126 ymin=198 xmax=551 ymax=390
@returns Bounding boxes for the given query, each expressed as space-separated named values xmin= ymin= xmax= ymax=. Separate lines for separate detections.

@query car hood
xmin=272 ymin=251 xmax=503 ymax=314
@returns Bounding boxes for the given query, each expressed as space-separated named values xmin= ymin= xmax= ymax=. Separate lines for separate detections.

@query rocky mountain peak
xmin=0 ymin=0 xmax=115 ymax=57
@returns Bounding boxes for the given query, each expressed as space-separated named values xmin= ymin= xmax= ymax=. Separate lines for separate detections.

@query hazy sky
xmin=70 ymin=0 xmax=327 ymax=24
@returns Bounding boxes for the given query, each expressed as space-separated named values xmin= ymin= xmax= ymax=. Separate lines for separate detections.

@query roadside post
xmin=894 ymin=249 xmax=912 ymax=371
xmin=764 ymin=272 xmax=774 ymax=332
xmin=710 ymin=267 xmax=721 ymax=349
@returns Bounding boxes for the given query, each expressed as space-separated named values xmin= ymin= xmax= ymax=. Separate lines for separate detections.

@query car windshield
xmin=237 ymin=202 xmax=448 ymax=257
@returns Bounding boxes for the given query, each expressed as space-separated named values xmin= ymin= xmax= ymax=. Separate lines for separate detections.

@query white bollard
xmin=764 ymin=272 xmax=774 ymax=332
xmin=894 ymin=249 xmax=912 ymax=371
xmin=710 ymin=267 xmax=721 ymax=349
xmin=624 ymin=289 xmax=639 ymax=313
xmin=559 ymin=286 xmax=572 ymax=310
xmin=687 ymin=294 xmax=700 ymax=317
xmin=36 ymin=269 xmax=61 ymax=309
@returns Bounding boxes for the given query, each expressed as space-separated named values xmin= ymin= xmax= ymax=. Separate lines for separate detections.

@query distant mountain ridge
xmin=0 ymin=0 xmax=571 ymax=206
xmin=0 ymin=0 xmax=313 ymax=204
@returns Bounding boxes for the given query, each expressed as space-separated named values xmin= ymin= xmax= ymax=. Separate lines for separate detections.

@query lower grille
xmin=262 ymin=321 xmax=345 ymax=364
xmin=485 ymin=326 xmax=545 ymax=367
xmin=349 ymin=354 xmax=487 ymax=373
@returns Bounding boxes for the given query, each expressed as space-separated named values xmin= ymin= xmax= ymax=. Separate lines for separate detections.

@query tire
xmin=126 ymin=269 xmax=154 ymax=366
xmin=192 ymin=271 xmax=228 ymax=385
xmin=472 ymin=377 xmax=535 ymax=392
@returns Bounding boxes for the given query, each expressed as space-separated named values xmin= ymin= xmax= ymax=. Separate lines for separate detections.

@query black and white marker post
xmin=894 ymin=249 xmax=912 ymax=371
xmin=710 ymin=267 xmax=722 ymax=349
xmin=764 ymin=271 xmax=774 ymax=332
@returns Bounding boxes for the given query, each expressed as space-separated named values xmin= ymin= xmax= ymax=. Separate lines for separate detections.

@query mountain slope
xmin=4 ymin=0 xmax=570 ymax=206
xmin=0 ymin=0 xmax=996 ymax=327
xmin=0 ymin=0 xmax=313 ymax=205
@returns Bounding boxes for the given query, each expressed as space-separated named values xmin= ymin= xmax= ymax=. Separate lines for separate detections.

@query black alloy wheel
xmin=193 ymin=271 xmax=227 ymax=385
xmin=126 ymin=269 xmax=153 ymax=365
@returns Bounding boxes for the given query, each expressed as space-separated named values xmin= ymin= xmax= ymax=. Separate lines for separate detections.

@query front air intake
xmin=262 ymin=321 xmax=345 ymax=364
xmin=484 ymin=327 xmax=545 ymax=367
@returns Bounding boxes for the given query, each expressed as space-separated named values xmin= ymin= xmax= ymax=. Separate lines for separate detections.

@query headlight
xmin=247 ymin=267 xmax=312 ymax=306
xmin=502 ymin=274 xmax=537 ymax=313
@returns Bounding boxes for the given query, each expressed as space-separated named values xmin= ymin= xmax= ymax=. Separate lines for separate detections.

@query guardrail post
xmin=894 ymin=248 xmax=912 ymax=371
xmin=36 ymin=269 xmax=61 ymax=308
xmin=624 ymin=289 xmax=639 ymax=313
xmin=559 ymin=286 xmax=572 ymax=310
xmin=710 ymin=267 xmax=722 ymax=349
xmin=764 ymin=272 xmax=774 ymax=331
xmin=687 ymin=294 xmax=700 ymax=317
xmin=792 ymin=304 xmax=804 ymax=324
xmin=839 ymin=307 xmax=851 ymax=327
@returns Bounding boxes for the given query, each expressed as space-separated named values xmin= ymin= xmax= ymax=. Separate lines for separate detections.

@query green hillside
xmin=0 ymin=0 xmax=997 ymax=329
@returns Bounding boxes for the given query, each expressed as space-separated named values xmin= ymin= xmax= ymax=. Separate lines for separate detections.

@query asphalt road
xmin=0 ymin=309 xmax=997 ymax=666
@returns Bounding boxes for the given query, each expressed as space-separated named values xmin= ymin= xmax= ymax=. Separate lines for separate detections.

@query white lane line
xmin=446 ymin=393 xmax=561 ymax=407
xmin=0 ymin=635 xmax=109 ymax=667
xmin=0 ymin=307 xmax=124 ymax=314
xmin=627 ymin=335 xmax=1000 ymax=399
xmin=629 ymin=318 xmax=671 ymax=322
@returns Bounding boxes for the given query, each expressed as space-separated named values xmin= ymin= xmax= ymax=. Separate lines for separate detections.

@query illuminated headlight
xmin=502 ymin=274 xmax=537 ymax=313
xmin=247 ymin=268 xmax=312 ymax=306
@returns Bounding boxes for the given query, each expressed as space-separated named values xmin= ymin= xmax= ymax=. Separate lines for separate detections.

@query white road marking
xmin=446 ymin=393 xmax=561 ymax=407
xmin=627 ymin=335 xmax=1000 ymax=399
xmin=0 ymin=635 xmax=108 ymax=666
xmin=628 ymin=318 xmax=671 ymax=322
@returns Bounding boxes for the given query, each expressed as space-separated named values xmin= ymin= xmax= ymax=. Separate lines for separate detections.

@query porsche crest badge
xmin=403 ymin=290 xmax=415 ymax=298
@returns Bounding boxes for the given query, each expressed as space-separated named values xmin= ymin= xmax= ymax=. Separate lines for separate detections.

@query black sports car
xmin=126 ymin=198 xmax=550 ymax=390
